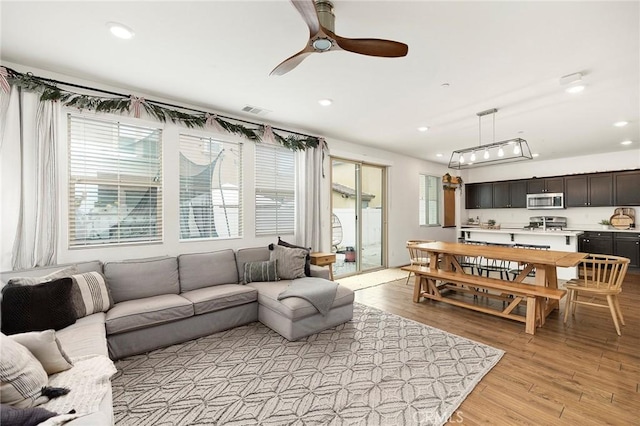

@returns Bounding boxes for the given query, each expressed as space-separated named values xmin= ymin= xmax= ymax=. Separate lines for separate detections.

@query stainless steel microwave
xmin=526 ymin=193 xmax=565 ymax=209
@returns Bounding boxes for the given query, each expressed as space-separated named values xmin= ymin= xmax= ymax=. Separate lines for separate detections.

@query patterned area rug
xmin=112 ymin=303 xmax=503 ymax=425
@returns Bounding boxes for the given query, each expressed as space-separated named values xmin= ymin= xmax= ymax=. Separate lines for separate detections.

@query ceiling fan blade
xmin=290 ymin=0 xmax=321 ymax=36
xmin=333 ymin=35 xmax=408 ymax=57
xmin=270 ymin=47 xmax=315 ymax=76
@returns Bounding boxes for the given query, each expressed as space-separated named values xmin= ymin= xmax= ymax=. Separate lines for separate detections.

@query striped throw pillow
xmin=243 ymin=260 xmax=279 ymax=284
xmin=0 ymin=334 xmax=48 ymax=408
xmin=70 ymin=272 xmax=112 ymax=318
xmin=269 ymin=244 xmax=307 ymax=280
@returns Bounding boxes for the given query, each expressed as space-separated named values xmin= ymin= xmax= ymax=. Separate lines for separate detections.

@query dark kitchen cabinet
xmin=465 ymin=183 xmax=493 ymax=209
xmin=614 ymin=233 xmax=640 ymax=268
xmin=579 ymin=231 xmax=614 ymax=255
xmin=527 ymin=177 xmax=564 ymax=194
xmin=614 ymin=170 xmax=640 ymax=206
xmin=565 ymin=173 xmax=612 ymax=207
xmin=493 ymin=180 xmax=527 ymax=208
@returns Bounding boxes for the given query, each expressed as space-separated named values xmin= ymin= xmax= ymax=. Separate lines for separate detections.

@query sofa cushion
xmin=1 ymin=278 xmax=77 ymax=335
xmin=178 ymin=249 xmax=239 ymax=291
xmin=70 ymin=272 xmax=113 ymax=318
xmin=235 ymin=247 xmax=270 ymax=280
xmin=269 ymin=245 xmax=307 ymax=280
xmin=5 ymin=265 xmax=78 ymax=286
xmin=8 ymin=330 xmax=73 ymax=375
xmin=56 ymin=313 xmax=109 ymax=359
xmin=181 ymin=284 xmax=258 ymax=315
xmin=243 ymin=260 xmax=278 ymax=284
xmin=0 ymin=334 xmax=48 ymax=408
xmin=277 ymin=238 xmax=311 ymax=276
xmin=247 ymin=279 xmax=355 ymax=320
xmin=104 ymin=257 xmax=179 ymax=303
xmin=105 ymin=294 xmax=194 ymax=335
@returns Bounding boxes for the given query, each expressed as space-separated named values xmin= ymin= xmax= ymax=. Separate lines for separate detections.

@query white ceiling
xmin=2 ymin=1 xmax=639 ymax=166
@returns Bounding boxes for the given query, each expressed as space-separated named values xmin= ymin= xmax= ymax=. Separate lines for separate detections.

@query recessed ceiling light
xmin=441 ymin=83 xmax=450 ymax=88
xmin=318 ymin=99 xmax=333 ymax=106
xmin=107 ymin=22 xmax=135 ymax=39
xmin=436 ymin=153 xmax=443 ymax=157
xmin=417 ymin=126 xmax=429 ymax=132
xmin=614 ymin=121 xmax=629 ymax=127
xmin=621 ymin=140 xmax=633 ymax=145
xmin=565 ymin=85 xmax=585 ymax=94
xmin=532 ymin=153 xmax=540 ymax=157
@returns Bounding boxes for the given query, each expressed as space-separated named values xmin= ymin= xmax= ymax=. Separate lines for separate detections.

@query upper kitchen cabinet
xmin=614 ymin=170 xmax=640 ymax=206
xmin=465 ymin=183 xmax=493 ymax=209
xmin=527 ymin=177 xmax=564 ymax=194
xmin=493 ymin=180 xmax=527 ymax=208
xmin=565 ymin=173 xmax=613 ymax=207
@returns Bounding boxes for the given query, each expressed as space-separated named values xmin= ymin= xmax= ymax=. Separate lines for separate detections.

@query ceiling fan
xmin=270 ymin=0 xmax=408 ymax=76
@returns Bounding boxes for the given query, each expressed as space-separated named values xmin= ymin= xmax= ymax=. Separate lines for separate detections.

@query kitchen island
xmin=460 ymin=227 xmax=584 ymax=280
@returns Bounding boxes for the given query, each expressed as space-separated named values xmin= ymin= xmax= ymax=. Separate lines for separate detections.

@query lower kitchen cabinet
xmin=613 ymin=233 xmax=640 ymax=268
xmin=580 ymin=231 xmax=640 ymax=268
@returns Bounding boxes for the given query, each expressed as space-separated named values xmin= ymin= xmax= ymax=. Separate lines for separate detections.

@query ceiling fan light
xmin=312 ymin=38 xmax=332 ymax=51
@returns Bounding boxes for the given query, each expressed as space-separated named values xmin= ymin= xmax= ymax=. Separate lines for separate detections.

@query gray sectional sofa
xmin=0 ymin=245 xmax=355 ymax=425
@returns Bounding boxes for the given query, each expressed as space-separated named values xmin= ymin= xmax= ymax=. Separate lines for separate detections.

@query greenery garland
xmin=2 ymin=67 xmax=320 ymax=151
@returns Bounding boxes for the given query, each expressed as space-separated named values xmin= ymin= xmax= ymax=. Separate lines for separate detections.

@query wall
xmin=330 ymin=143 xmax=457 ymax=268
xmin=459 ymin=151 xmax=640 ymax=229
xmin=2 ymin=62 xmax=457 ymax=270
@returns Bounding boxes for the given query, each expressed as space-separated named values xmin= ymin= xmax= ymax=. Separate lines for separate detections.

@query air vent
xmin=241 ymin=105 xmax=270 ymax=115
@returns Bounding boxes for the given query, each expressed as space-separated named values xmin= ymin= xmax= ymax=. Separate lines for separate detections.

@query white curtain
xmin=294 ymin=140 xmax=329 ymax=252
xmin=0 ymin=87 xmax=59 ymax=270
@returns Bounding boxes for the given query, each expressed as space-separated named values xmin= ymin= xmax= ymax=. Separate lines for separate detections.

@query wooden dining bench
xmin=402 ymin=265 xmax=566 ymax=334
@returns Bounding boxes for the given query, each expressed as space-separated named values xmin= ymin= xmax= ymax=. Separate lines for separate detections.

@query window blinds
xmin=255 ymin=144 xmax=295 ymax=236
xmin=67 ymin=114 xmax=163 ymax=246
xmin=179 ymin=133 xmax=242 ymax=240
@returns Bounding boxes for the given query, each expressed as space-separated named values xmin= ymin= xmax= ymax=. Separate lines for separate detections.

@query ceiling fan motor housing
xmin=315 ymin=0 xmax=335 ymax=31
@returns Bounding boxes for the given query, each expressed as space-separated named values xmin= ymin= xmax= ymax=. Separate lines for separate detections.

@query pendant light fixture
xmin=448 ymin=108 xmax=533 ymax=169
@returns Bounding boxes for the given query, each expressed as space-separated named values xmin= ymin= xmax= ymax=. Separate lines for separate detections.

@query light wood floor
xmin=354 ymin=270 xmax=640 ymax=425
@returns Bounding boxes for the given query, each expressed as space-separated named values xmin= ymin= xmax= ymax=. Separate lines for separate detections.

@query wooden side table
xmin=310 ymin=252 xmax=336 ymax=281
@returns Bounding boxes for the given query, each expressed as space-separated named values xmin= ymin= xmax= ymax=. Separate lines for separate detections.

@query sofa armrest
xmin=309 ymin=265 xmax=331 ymax=280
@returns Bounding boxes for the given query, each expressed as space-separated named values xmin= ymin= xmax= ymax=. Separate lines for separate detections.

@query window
xmin=68 ymin=115 xmax=162 ymax=246
xmin=179 ymin=133 xmax=242 ymax=240
xmin=255 ymin=144 xmax=295 ymax=236
xmin=419 ymin=174 xmax=440 ymax=226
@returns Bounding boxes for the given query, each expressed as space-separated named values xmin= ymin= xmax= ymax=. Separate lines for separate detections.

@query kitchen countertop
xmin=461 ymin=227 xmax=583 ymax=237
xmin=461 ymin=226 xmax=639 ymax=235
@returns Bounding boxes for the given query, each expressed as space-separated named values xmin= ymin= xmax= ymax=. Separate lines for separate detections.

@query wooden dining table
xmin=409 ymin=241 xmax=588 ymax=328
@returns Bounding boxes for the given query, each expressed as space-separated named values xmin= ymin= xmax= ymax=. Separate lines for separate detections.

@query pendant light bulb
xmin=483 ymin=149 xmax=490 ymax=160
xmin=470 ymin=152 xmax=476 ymax=162
xmin=513 ymin=144 xmax=521 ymax=155
xmin=498 ymin=147 xmax=504 ymax=157
xmin=459 ymin=154 xmax=465 ymax=164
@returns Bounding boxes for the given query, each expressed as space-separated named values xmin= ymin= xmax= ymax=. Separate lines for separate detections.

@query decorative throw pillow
xmin=6 ymin=265 xmax=78 ymax=286
xmin=269 ymin=244 xmax=307 ymax=280
xmin=8 ymin=330 xmax=73 ymax=375
xmin=70 ymin=272 xmax=112 ymax=318
xmin=0 ymin=404 xmax=58 ymax=426
xmin=1 ymin=278 xmax=77 ymax=335
xmin=243 ymin=260 xmax=279 ymax=284
xmin=0 ymin=334 xmax=48 ymax=408
xmin=277 ymin=237 xmax=311 ymax=277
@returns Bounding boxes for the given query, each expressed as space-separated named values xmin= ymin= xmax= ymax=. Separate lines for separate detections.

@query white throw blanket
xmin=40 ymin=355 xmax=116 ymax=420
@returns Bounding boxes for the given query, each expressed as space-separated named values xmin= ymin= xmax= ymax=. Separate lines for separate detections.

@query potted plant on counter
xmin=599 ymin=219 xmax=611 ymax=230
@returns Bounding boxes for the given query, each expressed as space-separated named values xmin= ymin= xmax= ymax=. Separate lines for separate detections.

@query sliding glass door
xmin=331 ymin=158 xmax=385 ymax=278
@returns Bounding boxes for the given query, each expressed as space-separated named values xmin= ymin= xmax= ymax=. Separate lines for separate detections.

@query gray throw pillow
xmin=243 ymin=260 xmax=278 ymax=284
xmin=269 ymin=245 xmax=307 ymax=280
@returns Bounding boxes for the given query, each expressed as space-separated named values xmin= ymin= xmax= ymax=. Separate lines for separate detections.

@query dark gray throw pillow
xmin=0 ymin=404 xmax=58 ymax=426
xmin=1 ymin=278 xmax=77 ymax=335
xmin=277 ymin=237 xmax=311 ymax=277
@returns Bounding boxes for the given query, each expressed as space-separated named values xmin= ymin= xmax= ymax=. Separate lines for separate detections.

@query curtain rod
xmin=4 ymin=66 xmax=318 ymax=140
